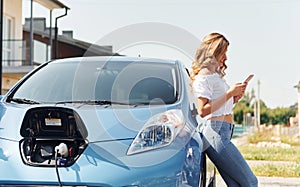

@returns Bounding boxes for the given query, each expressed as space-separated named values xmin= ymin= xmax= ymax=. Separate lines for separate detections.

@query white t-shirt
xmin=192 ymin=73 xmax=233 ymax=119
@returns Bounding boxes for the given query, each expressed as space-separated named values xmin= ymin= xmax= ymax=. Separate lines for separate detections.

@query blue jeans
xmin=202 ymin=120 xmax=258 ymax=187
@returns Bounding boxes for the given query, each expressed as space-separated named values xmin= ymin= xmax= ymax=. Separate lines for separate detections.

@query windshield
xmin=10 ymin=60 xmax=180 ymax=105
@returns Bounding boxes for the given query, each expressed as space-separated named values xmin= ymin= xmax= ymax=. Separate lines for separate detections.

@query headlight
xmin=127 ymin=109 xmax=185 ymax=155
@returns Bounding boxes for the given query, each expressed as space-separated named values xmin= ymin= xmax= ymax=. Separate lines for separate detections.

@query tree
xmin=233 ymin=90 xmax=297 ymax=125
xmin=233 ymin=100 xmax=247 ymax=124
xmin=233 ymin=90 xmax=255 ymax=124
xmin=268 ymin=107 xmax=296 ymax=125
xmin=260 ymin=107 xmax=270 ymax=125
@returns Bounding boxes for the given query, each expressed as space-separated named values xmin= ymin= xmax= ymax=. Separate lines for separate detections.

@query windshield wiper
xmin=8 ymin=98 xmax=40 ymax=104
xmin=55 ymin=100 xmax=131 ymax=105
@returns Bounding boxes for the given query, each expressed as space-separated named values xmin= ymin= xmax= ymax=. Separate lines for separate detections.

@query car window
xmin=10 ymin=60 xmax=179 ymax=105
xmin=11 ymin=62 xmax=77 ymax=103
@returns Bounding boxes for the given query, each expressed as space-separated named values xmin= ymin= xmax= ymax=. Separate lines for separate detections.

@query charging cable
xmin=55 ymin=149 xmax=62 ymax=187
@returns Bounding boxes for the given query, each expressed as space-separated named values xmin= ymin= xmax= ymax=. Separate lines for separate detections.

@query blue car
xmin=0 ymin=56 xmax=215 ymax=187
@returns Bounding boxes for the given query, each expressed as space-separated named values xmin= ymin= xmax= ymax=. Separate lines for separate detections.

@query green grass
xmin=247 ymin=131 xmax=300 ymax=146
xmin=236 ymin=131 xmax=300 ymax=177
xmin=280 ymin=135 xmax=300 ymax=147
xmin=251 ymin=164 xmax=300 ymax=178
xmin=238 ymin=146 xmax=300 ymax=162
xmin=247 ymin=131 xmax=274 ymax=144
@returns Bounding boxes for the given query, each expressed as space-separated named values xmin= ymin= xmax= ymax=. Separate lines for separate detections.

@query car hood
xmin=0 ymin=102 xmax=180 ymax=142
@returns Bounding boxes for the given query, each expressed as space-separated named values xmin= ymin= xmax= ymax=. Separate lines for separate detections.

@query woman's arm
xmin=197 ymin=83 xmax=246 ymax=118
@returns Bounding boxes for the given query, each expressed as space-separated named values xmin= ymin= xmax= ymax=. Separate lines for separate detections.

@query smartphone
xmin=244 ymin=74 xmax=254 ymax=83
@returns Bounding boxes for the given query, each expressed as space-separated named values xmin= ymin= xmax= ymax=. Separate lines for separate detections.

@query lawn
xmin=251 ymin=163 xmax=300 ymax=177
xmin=238 ymin=146 xmax=300 ymax=162
xmin=236 ymin=131 xmax=300 ymax=177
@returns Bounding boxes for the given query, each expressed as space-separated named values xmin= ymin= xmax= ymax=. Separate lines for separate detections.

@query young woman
xmin=190 ymin=32 xmax=258 ymax=187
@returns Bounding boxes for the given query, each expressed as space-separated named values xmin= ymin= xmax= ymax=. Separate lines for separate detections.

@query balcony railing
xmin=2 ymin=39 xmax=28 ymax=66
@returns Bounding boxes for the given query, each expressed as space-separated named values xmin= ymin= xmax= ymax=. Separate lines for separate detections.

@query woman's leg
xmin=202 ymin=121 xmax=258 ymax=187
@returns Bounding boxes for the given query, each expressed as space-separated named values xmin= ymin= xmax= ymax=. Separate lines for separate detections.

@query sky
xmin=22 ymin=0 xmax=300 ymax=109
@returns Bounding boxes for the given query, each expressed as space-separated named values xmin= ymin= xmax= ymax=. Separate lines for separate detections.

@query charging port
xmin=19 ymin=107 xmax=88 ymax=167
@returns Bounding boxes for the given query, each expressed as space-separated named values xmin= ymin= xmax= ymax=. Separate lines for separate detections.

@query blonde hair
xmin=190 ymin=32 xmax=229 ymax=81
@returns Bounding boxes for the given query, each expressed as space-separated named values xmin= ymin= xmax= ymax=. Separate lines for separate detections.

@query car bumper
xmin=0 ymin=137 xmax=199 ymax=186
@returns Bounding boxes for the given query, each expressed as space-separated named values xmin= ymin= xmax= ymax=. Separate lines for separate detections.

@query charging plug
xmin=55 ymin=143 xmax=68 ymax=157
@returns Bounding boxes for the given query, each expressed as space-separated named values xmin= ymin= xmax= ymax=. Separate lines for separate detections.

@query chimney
xmin=24 ymin=17 xmax=46 ymax=32
xmin=62 ymin=31 xmax=73 ymax=38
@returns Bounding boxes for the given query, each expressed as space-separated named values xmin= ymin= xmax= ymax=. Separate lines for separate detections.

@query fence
xmin=258 ymin=124 xmax=299 ymax=136
xmin=232 ymin=124 xmax=257 ymax=138
xmin=233 ymin=124 xmax=299 ymax=138
xmin=2 ymin=39 xmax=27 ymax=66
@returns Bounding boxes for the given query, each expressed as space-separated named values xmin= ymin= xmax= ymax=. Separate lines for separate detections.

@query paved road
xmin=216 ymin=175 xmax=300 ymax=187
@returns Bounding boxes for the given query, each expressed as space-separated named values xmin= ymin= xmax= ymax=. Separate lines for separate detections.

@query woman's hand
xmin=228 ymin=83 xmax=247 ymax=98
xmin=233 ymin=94 xmax=243 ymax=103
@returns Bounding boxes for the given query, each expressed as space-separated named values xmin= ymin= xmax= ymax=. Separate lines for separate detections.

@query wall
xmin=3 ymin=0 xmax=23 ymax=67
xmin=4 ymin=0 xmax=23 ymax=42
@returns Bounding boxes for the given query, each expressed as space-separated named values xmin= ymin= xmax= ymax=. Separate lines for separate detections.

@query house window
xmin=3 ymin=15 xmax=14 ymax=66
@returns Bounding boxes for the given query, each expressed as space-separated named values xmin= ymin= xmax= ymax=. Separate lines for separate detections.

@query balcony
xmin=2 ymin=39 xmax=28 ymax=67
